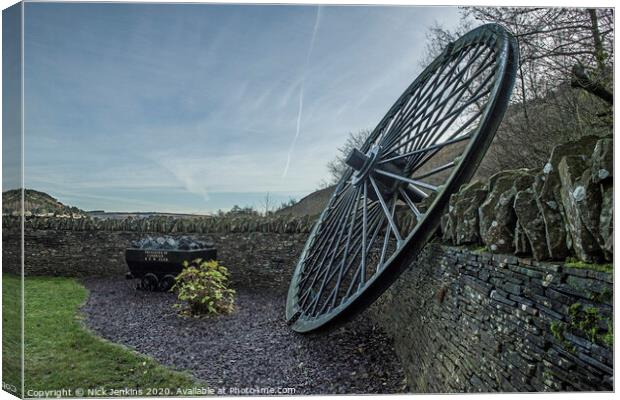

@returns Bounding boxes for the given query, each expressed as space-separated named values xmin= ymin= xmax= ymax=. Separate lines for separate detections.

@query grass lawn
xmin=2 ymin=273 xmax=22 ymax=396
xmin=3 ymin=274 xmax=200 ymax=396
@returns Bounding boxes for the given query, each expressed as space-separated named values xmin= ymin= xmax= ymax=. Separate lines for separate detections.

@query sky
xmin=6 ymin=2 xmax=462 ymax=213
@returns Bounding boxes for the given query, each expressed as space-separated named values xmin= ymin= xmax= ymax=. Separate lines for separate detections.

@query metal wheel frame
xmin=286 ymin=24 xmax=518 ymax=333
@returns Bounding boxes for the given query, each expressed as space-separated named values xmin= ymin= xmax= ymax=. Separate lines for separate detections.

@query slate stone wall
xmin=369 ymin=243 xmax=613 ymax=392
xmin=3 ymin=228 xmax=306 ymax=293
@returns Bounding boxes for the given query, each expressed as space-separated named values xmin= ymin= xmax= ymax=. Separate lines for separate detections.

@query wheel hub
xmin=346 ymin=145 xmax=425 ymax=203
xmin=346 ymin=145 xmax=382 ymax=186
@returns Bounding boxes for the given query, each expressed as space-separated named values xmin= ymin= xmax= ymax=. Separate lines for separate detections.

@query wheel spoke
xmin=398 ymin=187 xmax=422 ymax=218
xmin=361 ymin=181 xmax=368 ymax=286
xmin=301 ymin=188 xmax=355 ymax=276
xmin=404 ymin=67 xmax=497 ymax=166
xmin=369 ymin=176 xmax=403 ymax=244
xmin=411 ymin=161 xmax=456 ymax=180
xmin=379 ymin=132 xmax=471 ymax=165
xmin=299 ymin=204 xmax=381 ymax=291
xmin=318 ymin=208 xmax=384 ymax=314
xmin=378 ymin=196 xmax=399 ymax=269
xmin=383 ymin=48 xmax=496 ymax=158
xmin=343 ymin=209 xmax=386 ymax=300
xmin=389 ymin=81 xmax=492 ymax=157
xmin=329 ymin=191 xmax=363 ymax=309
xmin=382 ymin=42 xmax=489 ymax=143
xmin=374 ymin=169 xmax=438 ymax=192
xmin=310 ymin=207 xmax=384 ymax=315
xmin=408 ymin=108 xmax=483 ymax=172
xmin=382 ymin=44 xmax=494 ymax=152
xmin=299 ymin=189 xmax=359 ymax=308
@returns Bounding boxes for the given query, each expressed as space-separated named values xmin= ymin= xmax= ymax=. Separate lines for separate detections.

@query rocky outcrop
xmin=478 ymin=169 xmax=535 ymax=253
xmin=442 ymin=135 xmax=613 ymax=263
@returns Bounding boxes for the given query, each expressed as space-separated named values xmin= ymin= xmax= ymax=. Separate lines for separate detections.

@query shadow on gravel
xmin=80 ymin=277 xmax=408 ymax=395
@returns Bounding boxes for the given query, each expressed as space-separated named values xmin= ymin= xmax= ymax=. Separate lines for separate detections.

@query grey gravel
xmin=81 ymin=277 xmax=408 ymax=395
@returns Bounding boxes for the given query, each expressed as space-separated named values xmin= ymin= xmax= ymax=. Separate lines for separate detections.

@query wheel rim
xmin=286 ymin=24 xmax=518 ymax=333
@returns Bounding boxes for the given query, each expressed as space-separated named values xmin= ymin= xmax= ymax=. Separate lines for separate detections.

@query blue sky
xmin=12 ymin=2 xmax=461 ymax=213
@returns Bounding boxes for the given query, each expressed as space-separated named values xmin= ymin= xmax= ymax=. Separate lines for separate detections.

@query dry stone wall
xmin=3 ymin=228 xmax=306 ymax=293
xmin=3 ymin=213 xmax=315 ymax=234
xmin=370 ymin=243 xmax=613 ymax=392
xmin=441 ymin=135 xmax=613 ymax=263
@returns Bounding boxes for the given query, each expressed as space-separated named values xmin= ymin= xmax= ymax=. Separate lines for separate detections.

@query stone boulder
xmin=440 ymin=212 xmax=454 ymax=244
xmin=441 ymin=193 xmax=460 ymax=244
xmin=478 ymin=169 xmax=535 ymax=253
xmin=451 ymin=180 xmax=488 ymax=245
xmin=513 ymin=221 xmax=531 ymax=255
xmin=591 ymin=138 xmax=613 ymax=184
xmin=535 ymin=135 xmax=600 ymax=259
xmin=558 ymin=155 xmax=604 ymax=262
xmin=599 ymin=183 xmax=613 ymax=260
xmin=514 ymin=188 xmax=548 ymax=260
xmin=591 ymin=138 xmax=613 ymax=260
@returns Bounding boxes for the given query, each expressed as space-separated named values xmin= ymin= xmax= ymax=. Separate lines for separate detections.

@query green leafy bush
xmin=173 ymin=259 xmax=235 ymax=316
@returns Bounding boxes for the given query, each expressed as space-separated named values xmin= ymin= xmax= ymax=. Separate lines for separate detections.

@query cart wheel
xmin=159 ymin=275 xmax=176 ymax=292
xmin=141 ymin=273 xmax=159 ymax=291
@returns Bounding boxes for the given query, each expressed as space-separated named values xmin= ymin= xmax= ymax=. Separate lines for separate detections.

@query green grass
xmin=2 ymin=273 xmax=22 ymax=396
xmin=565 ymin=257 xmax=613 ymax=273
xmin=11 ymin=274 xmax=200 ymax=396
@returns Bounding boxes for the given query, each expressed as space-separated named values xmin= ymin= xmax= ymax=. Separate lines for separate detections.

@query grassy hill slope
xmin=276 ymin=185 xmax=335 ymax=217
xmin=2 ymin=189 xmax=86 ymax=216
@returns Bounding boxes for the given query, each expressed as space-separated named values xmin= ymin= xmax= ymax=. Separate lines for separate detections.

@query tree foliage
xmin=216 ymin=205 xmax=260 ymax=217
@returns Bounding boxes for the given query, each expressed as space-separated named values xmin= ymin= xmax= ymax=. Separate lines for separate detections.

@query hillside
xmin=2 ymin=189 xmax=87 ymax=217
xmin=276 ymin=185 xmax=335 ymax=217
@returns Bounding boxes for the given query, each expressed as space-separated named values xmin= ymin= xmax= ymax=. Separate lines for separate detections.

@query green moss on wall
xmin=565 ymin=257 xmax=613 ymax=273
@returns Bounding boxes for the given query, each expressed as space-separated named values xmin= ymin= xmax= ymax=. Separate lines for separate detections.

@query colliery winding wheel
xmin=286 ymin=24 xmax=519 ymax=333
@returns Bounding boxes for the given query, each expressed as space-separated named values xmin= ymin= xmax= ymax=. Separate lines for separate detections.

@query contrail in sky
xmin=282 ymin=6 xmax=322 ymax=178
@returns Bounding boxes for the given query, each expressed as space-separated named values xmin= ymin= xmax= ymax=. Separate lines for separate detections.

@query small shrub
xmin=172 ymin=259 xmax=235 ymax=316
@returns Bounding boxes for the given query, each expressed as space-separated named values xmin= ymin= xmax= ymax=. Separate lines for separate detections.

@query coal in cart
xmin=125 ymin=236 xmax=217 ymax=291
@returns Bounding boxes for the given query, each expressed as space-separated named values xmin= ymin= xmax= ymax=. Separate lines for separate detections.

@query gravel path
xmin=81 ymin=277 xmax=407 ymax=395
